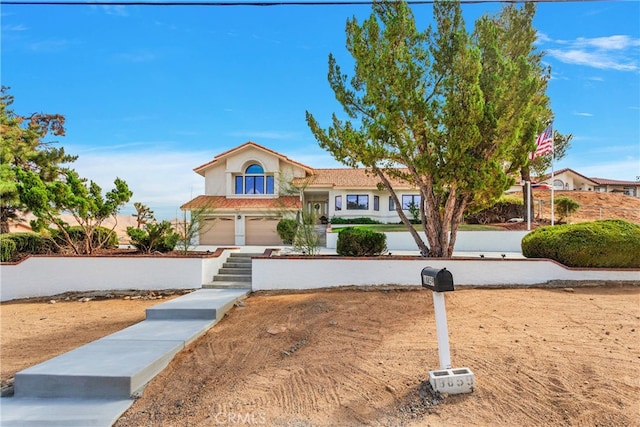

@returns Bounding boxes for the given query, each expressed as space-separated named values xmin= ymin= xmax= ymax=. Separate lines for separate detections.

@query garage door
xmin=199 ymin=216 xmax=235 ymax=245
xmin=245 ymin=216 xmax=282 ymax=246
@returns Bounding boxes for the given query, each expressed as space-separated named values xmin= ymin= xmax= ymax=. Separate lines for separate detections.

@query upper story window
xmin=235 ymin=164 xmax=274 ymax=195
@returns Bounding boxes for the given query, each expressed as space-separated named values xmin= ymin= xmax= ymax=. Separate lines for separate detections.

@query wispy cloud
xmin=574 ymin=159 xmax=639 ymax=181
xmin=70 ymin=148 xmax=210 ymax=219
xmin=101 ymin=5 xmax=128 ymax=17
xmin=574 ymin=35 xmax=640 ymax=50
xmin=2 ymin=24 xmax=27 ymax=32
xmin=587 ymin=144 xmax=639 ymax=154
xmin=543 ymin=35 xmax=639 ymax=72
xmin=574 ymin=112 xmax=593 ymax=117
xmin=68 ymin=141 xmax=160 ymax=154
xmin=28 ymin=39 xmax=73 ymax=53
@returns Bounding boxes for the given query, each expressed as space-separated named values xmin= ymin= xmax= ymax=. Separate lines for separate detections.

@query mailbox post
xmin=421 ymin=267 xmax=475 ymax=394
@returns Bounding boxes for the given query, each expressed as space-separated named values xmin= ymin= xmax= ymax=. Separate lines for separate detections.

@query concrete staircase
xmin=203 ymin=252 xmax=260 ymax=289
xmin=314 ymin=224 xmax=327 ymax=247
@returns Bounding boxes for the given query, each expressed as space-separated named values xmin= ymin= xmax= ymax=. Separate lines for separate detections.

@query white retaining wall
xmin=0 ymin=250 xmax=236 ymax=302
xmin=252 ymin=257 xmax=640 ymax=291
xmin=326 ymin=230 xmax=529 ymax=252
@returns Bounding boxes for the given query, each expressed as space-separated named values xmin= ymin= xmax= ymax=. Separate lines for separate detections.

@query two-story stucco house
xmin=182 ymin=143 xmax=639 ymax=246
xmin=181 ymin=142 xmax=418 ymax=246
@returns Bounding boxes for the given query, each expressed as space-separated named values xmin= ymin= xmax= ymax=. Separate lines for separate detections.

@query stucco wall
xmin=252 ymin=256 xmax=639 ymax=291
xmin=204 ymin=162 xmax=227 ymax=196
xmin=326 ymin=230 xmax=529 ymax=252
xmin=0 ymin=249 xmax=237 ymax=302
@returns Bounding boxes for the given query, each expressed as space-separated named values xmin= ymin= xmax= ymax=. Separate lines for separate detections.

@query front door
xmin=306 ymin=200 xmax=329 ymax=223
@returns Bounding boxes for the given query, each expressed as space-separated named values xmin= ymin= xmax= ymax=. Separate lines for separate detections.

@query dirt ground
xmin=530 ymin=190 xmax=640 ymax=224
xmin=5 ymin=286 xmax=635 ymax=426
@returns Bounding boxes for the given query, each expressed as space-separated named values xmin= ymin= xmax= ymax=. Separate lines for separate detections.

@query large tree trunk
xmin=376 ymin=170 xmax=430 ymax=256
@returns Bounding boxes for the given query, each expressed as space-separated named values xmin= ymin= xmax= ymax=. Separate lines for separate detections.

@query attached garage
xmin=199 ymin=216 xmax=235 ymax=245
xmin=245 ymin=216 xmax=282 ymax=245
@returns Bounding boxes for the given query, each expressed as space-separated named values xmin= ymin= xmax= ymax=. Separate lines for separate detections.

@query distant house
xmin=536 ymin=168 xmax=640 ymax=197
xmin=7 ymin=221 xmax=32 ymax=233
xmin=181 ymin=142 xmax=417 ymax=246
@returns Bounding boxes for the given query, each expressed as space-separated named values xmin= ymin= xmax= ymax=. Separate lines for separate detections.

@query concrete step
xmin=227 ymin=256 xmax=252 ymax=263
xmin=202 ymin=282 xmax=252 ymax=289
xmin=1 ymin=397 xmax=135 ymax=426
xmin=13 ymin=289 xmax=250 ymax=400
xmin=223 ymin=262 xmax=251 ymax=269
xmin=146 ymin=289 xmax=249 ymax=320
xmin=214 ymin=274 xmax=251 ymax=282
xmin=218 ymin=267 xmax=251 ymax=275
xmin=14 ymin=320 xmax=210 ymax=399
xmin=227 ymin=253 xmax=261 ymax=263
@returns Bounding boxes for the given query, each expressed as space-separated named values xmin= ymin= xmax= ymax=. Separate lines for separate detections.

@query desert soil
xmin=5 ymin=286 xmax=634 ymax=426
xmin=530 ymin=190 xmax=640 ymax=224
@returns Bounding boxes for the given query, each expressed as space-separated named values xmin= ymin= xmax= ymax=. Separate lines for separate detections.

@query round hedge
xmin=336 ymin=227 xmax=387 ymax=257
xmin=521 ymin=219 xmax=640 ymax=268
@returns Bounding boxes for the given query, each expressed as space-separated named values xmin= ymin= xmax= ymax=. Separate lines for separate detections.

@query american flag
xmin=530 ymin=124 xmax=553 ymax=160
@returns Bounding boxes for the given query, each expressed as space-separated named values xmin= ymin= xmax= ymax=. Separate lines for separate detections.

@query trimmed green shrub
xmin=336 ymin=227 xmax=387 ymax=256
xmin=5 ymin=232 xmax=53 ymax=254
xmin=521 ymin=219 xmax=640 ymax=268
xmin=330 ymin=217 xmax=382 ymax=225
xmin=0 ymin=235 xmax=17 ymax=262
xmin=127 ymin=221 xmax=179 ymax=253
xmin=277 ymin=218 xmax=298 ymax=244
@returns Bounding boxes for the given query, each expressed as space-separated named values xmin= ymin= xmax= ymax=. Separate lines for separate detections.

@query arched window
xmin=234 ymin=163 xmax=274 ymax=195
xmin=553 ymin=179 xmax=564 ymax=190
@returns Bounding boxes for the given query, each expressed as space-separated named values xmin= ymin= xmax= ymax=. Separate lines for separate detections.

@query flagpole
xmin=550 ymin=152 xmax=555 ymax=226
xmin=526 ymin=181 xmax=531 ymax=231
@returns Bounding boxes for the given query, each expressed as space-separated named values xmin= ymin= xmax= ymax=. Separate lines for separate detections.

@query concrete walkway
xmin=0 ymin=288 xmax=250 ymax=426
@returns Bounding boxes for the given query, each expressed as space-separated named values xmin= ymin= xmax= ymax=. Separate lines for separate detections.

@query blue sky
xmin=2 ymin=0 xmax=639 ymax=219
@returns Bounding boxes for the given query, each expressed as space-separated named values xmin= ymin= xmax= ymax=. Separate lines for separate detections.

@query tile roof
xmin=294 ymin=168 xmax=415 ymax=189
xmin=193 ymin=141 xmax=314 ymax=176
xmin=538 ymin=167 xmax=595 ymax=184
xmin=539 ymin=167 xmax=639 ymax=187
xmin=590 ymin=177 xmax=640 ymax=186
xmin=181 ymin=195 xmax=301 ymax=211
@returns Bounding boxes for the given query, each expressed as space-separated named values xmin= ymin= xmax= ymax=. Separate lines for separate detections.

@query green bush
xmin=555 ymin=196 xmax=580 ymax=223
xmin=277 ymin=218 xmax=298 ymax=244
xmin=6 ymin=232 xmax=53 ymax=254
xmin=521 ymin=219 xmax=640 ymax=268
xmin=127 ymin=221 xmax=179 ymax=253
xmin=0 ymin=235 xmax=17 ymax=262
xmin=330 ymin=217 xmax=381 ymax=225
xmin=465 ymin=195 xmax=524 ymax=224
xmin=336 ymin=227 xmax=387 ymax=256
